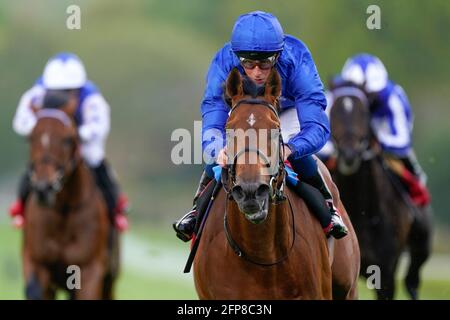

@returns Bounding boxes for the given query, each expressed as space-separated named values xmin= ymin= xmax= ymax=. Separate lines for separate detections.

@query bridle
xmin=222 ymin=98 xmax=295 ymax=266
xmin=30 ymin=109 xmax=80 ymax=193
xmin=331 ymin=87 xmax=378 ymax=175
xmin=222 ymin=98 xmax=285 ymax=203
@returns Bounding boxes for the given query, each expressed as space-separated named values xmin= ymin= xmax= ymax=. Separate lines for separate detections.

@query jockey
xmin=10 ymin=52 xmax=129 ymax=231
xmin=173 ymin=11 xmax=348 ymax=241
xmin=319 ymin=53 xmax=430 ymax=206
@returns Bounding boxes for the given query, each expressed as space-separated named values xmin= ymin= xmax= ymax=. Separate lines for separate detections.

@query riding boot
xmin=299 ymin=169 xmax=348 ymax=239
xmin=91 ymin=160 xmax=129 ymax=232
xmin=9 ymin=169 xmax=32 ymax=228
xmin=173 ymin=171 xmax=212 ymax=242
xmin=398 ymin=151 xmax=430 ymax=207
xmin=401 ymin=151 xmax=428 ymax=186
xmin=287 ymin=155 xmax=344 ymax=237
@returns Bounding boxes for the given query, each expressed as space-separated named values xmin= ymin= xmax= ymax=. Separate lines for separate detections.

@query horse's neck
xmin=227 ymin=199 xmax=293 ymax=261
xmin=56 ymin=162 xmax=94 ymax=208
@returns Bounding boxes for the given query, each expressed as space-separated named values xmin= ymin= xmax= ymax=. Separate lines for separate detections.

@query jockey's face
xmin=240 ymin=54 xmax=277 ymax=86
xmin=243 ymin=65 xmax=272 ymax=86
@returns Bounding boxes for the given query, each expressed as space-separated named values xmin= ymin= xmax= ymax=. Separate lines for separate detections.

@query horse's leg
xmin=405 ymin=206 xmax=433 ymax=300
xmin=344 ymin=284 xmax=358 ymax=300
xmin=68 ymin=290 xmax=77 ymax=300
xmin=102 ymin=228 xmax=119 ymax=299
xmin=375 ymin=262 xmax=397 ymax=300
xmin=23 ymin=248 xmax=54 ymax=300
xmin=102 ymin=273 xmax=115 ymax=300
xmin=25 ymin=267 xmax=55 ymax=299
xmin=73 ymin=261 xmax=106 ymax=300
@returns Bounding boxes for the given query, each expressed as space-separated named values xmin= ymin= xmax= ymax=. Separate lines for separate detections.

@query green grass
xmin=357 ymin=279 xmax=450 ymax=300
xmin=1 ymin=222 xmax=449 ymax=300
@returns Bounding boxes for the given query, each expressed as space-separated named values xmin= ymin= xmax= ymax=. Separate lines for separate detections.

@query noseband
xmin=331 ymin=87 xmax=378 ymax=166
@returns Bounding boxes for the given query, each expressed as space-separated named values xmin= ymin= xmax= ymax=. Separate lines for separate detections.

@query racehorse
xmin=22 ymin=90 xmax=119 ymax=299
xmin=193 ymin=68 xmax=360 ymax=299
xmin=328 ymin=85 xmax=432 ymax=300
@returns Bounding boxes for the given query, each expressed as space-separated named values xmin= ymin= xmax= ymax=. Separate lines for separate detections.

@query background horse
xmin=193 ymin=69 xmax=360 ymax=299
xmin=329 ymin=86 xmax=432 ymax=299
xmin=23 ymin=91 xmax=119 ymax=299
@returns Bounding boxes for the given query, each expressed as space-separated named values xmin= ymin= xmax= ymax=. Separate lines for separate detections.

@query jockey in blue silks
xmin=10 ymin=52 xmax=129 ymax=231
xmin=173 ymin=11 xmax=348 ymax=241
xmin=318 ymin=53 xmax=430 ymax=206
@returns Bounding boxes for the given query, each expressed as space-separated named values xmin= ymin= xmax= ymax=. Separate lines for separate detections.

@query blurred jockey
xmin=173 ymin=11 xmax=348 ymax=242
xmin=10 ymin=52 xmax=129 ymax=231
xmin=318 ymin=53 xmax=430 ymax=207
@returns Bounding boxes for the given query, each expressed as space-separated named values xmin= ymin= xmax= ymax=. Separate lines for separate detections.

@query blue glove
xmin=285 ymin=165 xmax=299 ymax=186
xmin=212 ymin=164 xmax=222 ymax=182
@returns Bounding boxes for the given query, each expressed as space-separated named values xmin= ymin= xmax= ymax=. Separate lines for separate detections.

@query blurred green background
xmin=0 ymin=0 xmax=449 ymax=299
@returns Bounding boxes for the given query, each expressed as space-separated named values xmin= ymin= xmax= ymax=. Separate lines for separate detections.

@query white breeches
xmin=279 ymin=107 xmax=300 ymax=144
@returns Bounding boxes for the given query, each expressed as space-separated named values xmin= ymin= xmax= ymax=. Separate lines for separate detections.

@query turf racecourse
xmin=0 ymin=223 xmax=449 ymax=300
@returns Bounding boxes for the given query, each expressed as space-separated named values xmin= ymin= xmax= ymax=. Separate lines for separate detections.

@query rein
xmin=223 ymin=194 xmax=295 ymax=267
xmin=222 ymin=98 xmax=293 ymax=266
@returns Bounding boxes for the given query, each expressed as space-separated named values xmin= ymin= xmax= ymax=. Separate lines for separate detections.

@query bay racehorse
xmin=193 ymin=68 xmax=360 ymax=299
xmin=23 ymin=90 xmax=119 ymax=299
xmin=328 ymin=85 xmax=432 ymax=299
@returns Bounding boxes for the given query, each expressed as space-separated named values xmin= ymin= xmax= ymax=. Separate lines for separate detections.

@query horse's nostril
xmin=342 ymin=148 xmax=356 ymax=162
xmin=256 ymin=184 xmax=270 ymax=199
xmin=231 ymin=185 xmax=245 ymax=201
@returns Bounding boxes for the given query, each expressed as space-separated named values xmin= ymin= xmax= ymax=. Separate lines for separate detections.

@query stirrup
xmin=173 ymin=208 xmax=197 ymax=242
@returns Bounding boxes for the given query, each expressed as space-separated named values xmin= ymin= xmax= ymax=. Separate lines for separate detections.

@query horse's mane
xmin=223 ymin=75 xmax=265 ymax=107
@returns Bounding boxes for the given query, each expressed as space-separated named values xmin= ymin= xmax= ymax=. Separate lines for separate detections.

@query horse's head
xmin=224 ymin=68 xmax=283 ymax=224
xmin=329 ymin=86 xmax=372 ymax=175
xmin=29 ymin=90 xmax=80 ymax=206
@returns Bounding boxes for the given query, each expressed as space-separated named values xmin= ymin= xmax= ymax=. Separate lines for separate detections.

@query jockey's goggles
xmin=239 ymin=55 xmax=277 ymax=70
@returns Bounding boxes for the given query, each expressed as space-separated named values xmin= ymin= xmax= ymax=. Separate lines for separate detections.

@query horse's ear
xmin=264 ymin=69 xmax=282 ymax=103
xmin=226 ymin=68 xmax=244 ymax=105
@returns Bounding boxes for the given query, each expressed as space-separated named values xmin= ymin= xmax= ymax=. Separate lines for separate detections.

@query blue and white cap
xmin=341 ymin=53 xmax=388 ymax=93
xmin=43 ymin=52 xmax=87 ymax=90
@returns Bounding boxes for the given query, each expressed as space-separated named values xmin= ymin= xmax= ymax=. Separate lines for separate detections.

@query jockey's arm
xmin=200 ymin=48 xmax=231 ymax=166
xmin=371 ymin=88 xmax=412 ymax=156
xmin=317 ymin=90 xmax=337 ymax=159
xmin=78 ymin=93 xmax=111 ymax=142
xmin=12 ymin=85 xmax=45 ymax=136
xmin=285 ymin=48 xmax=329 ymax=160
